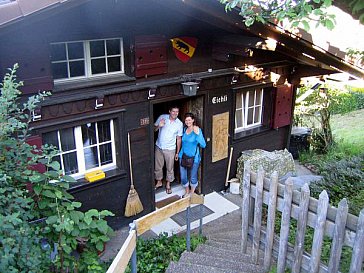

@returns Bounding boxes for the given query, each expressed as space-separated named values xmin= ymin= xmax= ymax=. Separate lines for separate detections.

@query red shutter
xmin=273 ymin=84 xmax=294 ymax=129
xmin=26 ymin=135 xmax=46 ymax=174
xmin=135 ymin=35 xmax=168 ymax=78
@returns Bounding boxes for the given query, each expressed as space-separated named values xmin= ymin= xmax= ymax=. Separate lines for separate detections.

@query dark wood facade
xmin=1 ymin=0 xmax=359 ymax=228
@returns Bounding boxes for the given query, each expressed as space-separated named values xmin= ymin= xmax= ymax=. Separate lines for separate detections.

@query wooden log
xmin=277 ymin=178 xmax=294 ymax=273
xmin=135 ymin=198 xmax=190 ymax=235
xmin=292 ymin=183 xmax=310 ymax=273
xmin=106 ymin=230 xmax=136 ymax=273
xmin=241 ymin=160 xmax=251 ymax=253
xmin=263 ymin=171 xmax=279 ymax=272
xmin=252 ymin=167 xmax=264 ymax=264
xmin=328 ymin=198 xmax=348 ymax=273
xmin=349 ymin=209 xmax=364 ymax=273
xmin=310 ymin=190 xmax=329 ymax=273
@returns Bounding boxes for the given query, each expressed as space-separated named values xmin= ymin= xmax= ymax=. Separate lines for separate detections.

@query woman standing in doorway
xmin=179 ymin=113 xmax=206 ymax=197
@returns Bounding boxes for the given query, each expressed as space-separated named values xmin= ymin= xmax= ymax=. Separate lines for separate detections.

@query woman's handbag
xmin=181 ymin=153 xmax=195 ymax=168
xmin=181 ymin=145 xmax=198 ymax=168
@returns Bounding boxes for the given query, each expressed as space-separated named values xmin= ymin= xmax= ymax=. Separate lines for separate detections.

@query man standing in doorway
xmin=154 ymin=106 xmax=183 ymax=194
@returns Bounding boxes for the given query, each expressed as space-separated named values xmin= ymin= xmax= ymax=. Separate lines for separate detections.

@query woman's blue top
xmin=178 ymin=128 xmax=206 ymax=164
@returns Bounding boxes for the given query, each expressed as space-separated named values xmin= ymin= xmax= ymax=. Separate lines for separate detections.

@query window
xmin=235 ymin=88 xmax=264 ymax=132
xmin=50 ymin=38 xmax=124 ymax=81
xmin=43 ymin=120 xmax=116 ymax=178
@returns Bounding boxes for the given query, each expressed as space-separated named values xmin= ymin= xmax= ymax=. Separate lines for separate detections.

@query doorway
xmin=152 ymin=96 xmax=204 ymax=203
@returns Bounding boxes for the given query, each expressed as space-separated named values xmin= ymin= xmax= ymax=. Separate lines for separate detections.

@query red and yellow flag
xmin=171 ymin=37 xmax=197 ymax=63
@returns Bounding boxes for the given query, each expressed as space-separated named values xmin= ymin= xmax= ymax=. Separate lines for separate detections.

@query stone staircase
xmin=166 ymin=208 xmax=268 ymax=273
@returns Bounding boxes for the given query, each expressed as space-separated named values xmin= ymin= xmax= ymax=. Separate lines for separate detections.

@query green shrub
xmin=330 ymin=90 xmax=364 ymax=114
xmin=125 ymin=233 xmax=206 ymax=273
xmin=0 ymin=174 xmax=49 ymax=272
xmin=309 ymin=155 xmax=364 ymax=215
xmin=0 ymin=65 xmax=114 ymax=272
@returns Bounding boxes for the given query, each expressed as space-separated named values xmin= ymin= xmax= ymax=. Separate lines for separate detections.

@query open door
xmin=151 ymin=96 xmax=205 ymax=203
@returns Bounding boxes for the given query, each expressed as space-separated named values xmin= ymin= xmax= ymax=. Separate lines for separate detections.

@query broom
xmin=125 ymin=132 xmax=144 ymax=217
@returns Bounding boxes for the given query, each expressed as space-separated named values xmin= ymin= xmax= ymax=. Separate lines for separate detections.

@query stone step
xmin=196 ymin=243 xmax=265 ymax=265
xmin=206 ymin=239 xmax=243 ymax=252
xmin=207 ymin=232 xmax=244 ymax=242
xmin=179 ymin=251 xmax=265 ymax=273
xmin=199 ymin=210 xmax=241 ymax=232
xmin=194 ymin=244 xmax=253 ymax=263
xmin=166 ymin=261 xmax=236 ymax=273
xmin=206 ymin=239 xmax=265 ymax=258
xmin=205 ymin=229 xmax=242 ymax=239
xmin=206 ymin=236 xmax=244 ymax=247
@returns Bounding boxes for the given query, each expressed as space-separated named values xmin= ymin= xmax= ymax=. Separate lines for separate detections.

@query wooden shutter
xmin=134 ymin=35 xmax=168 ymax=78
xmin=26 ymin=135 xmax=46 ymax=174
xmin=273 ymin=84 xmax=294 ymax=129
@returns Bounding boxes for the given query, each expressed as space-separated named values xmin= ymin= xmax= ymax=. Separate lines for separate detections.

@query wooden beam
xmin=106 ymin=230 xmax=136 ymax=273
xmin=190 ymin=193 xmax=204 ymax=205
xmin=135 ymin=197 xmax=190 ymax=235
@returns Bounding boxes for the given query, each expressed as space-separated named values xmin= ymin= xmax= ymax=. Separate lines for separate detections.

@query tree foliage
xmin=220 ymin=0 xmax=364 ymax=30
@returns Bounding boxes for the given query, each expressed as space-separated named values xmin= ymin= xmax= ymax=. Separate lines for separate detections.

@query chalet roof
xmin=0 ymin=0 xmax=363 ymax=80
xmin=0 ymin=0 xmax=90 ymax=27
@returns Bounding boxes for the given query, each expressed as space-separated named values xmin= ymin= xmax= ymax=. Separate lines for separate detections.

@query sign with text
xmin=211 ymin=94 xmax=228 ymax=105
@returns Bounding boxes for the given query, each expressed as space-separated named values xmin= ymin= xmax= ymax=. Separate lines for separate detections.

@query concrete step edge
xmin=179 ymin=251 xmax=265 ymax=273
xmin=166 ymin=260 xmax=236 ymax=273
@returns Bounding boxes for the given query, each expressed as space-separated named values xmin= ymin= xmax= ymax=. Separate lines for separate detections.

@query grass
xmin=299 ymin=108 xmax=364 ymax=166
xmin=330 ymin=108 xmax=364 ymax=152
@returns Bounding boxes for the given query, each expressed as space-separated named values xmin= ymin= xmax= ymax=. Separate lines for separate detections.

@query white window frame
xmin=50 ymin=38 xmax=125 ymax=82
xmin=50 ymin=120 xmax=116 ymax=179
xmin=235 ymin=88 xmax=264 ymax=133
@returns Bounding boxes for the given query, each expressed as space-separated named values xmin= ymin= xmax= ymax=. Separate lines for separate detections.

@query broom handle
xmin=127 ymin=133 xmax=134 ymax=186
xmin=225 ymin=147 xmax=234 ymax=186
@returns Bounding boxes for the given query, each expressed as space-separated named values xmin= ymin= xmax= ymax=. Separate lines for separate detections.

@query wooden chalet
xmin=1 ymin=0 xmax=363 ymax=227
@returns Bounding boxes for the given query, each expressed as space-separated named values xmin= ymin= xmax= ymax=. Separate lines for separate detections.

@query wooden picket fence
xmin=241 ymin=161 xmax=364 ymax=273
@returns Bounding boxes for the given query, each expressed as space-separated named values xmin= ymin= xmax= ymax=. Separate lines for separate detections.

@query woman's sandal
xmin=165 ymin=187 xmax=172 ymax=194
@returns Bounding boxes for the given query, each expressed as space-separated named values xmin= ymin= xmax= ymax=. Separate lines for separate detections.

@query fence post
xmin=328 ymin=198 xmax=348 ymax=273
xmin=292 ymin=183 xmax=310 ymax=273
xmin=349 ymin=209 xmax=364 ymax=273
xmin=310 ymin=190 xmax=329 ymax=273
xmin=186 ymin=206 xmax=191 ymax=252
xmin=129 ymin=222 xmax=137 ymax=273
xmin=199 ymin=203 xmax=203 ymax=236
xmin=241 ymin=160 xmax=251 ymax=253
xmin=252 ymin=166 xmax=264 ymax=264
xmin=264 ymin=171 xmax=279 ymax=272
xmin=277 ymin=178 xmax=293 ymax=273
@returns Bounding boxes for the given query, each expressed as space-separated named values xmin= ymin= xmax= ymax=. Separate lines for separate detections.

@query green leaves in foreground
xmin=220 ymin=0 xmax=336 ymax=31
xmin=125 ymin=233 xmax=206 ymax=273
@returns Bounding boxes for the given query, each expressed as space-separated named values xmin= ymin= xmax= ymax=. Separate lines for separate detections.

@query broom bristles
xmin=125 ymin=185 xmax=144 ymax=217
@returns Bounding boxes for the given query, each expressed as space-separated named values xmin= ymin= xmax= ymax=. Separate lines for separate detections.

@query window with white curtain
xmin=235 ymin=88 xmax=264 ymax=132
xmin=43 ymin=119 xmax=116 ymax=178
xmin=50 ymin=38 xmax=124 ymax=81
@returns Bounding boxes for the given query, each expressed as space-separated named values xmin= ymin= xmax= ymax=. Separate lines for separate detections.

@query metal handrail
xmin=106 ymin=193 xmax=204 ymax=273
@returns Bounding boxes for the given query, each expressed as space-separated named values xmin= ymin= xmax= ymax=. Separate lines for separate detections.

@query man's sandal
xmin=165 ymin=187 xmax=172 ymax=194
xmin=155 ymin=181 xmax=163 ymax=190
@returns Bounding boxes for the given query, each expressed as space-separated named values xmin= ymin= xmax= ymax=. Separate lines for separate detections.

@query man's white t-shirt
xmin=155 ymin=114 xmax=183 ymax=150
